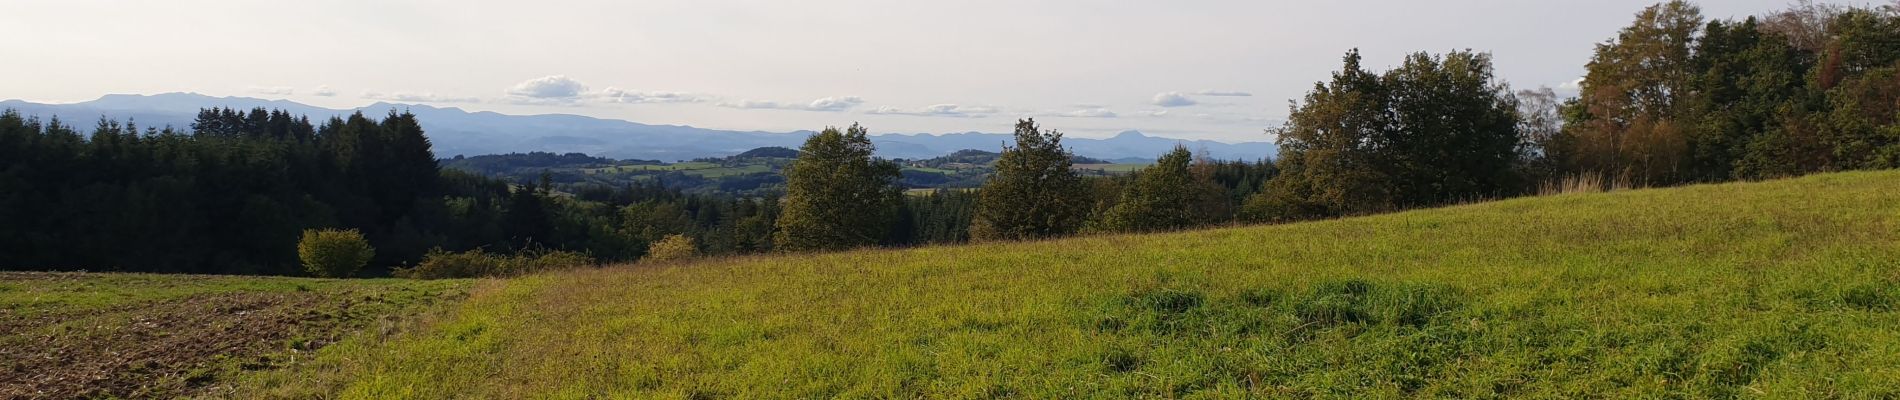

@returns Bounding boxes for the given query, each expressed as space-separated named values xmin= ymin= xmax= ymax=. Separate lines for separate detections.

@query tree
xmin=1091 ymin=145 xmax=1222 ymax=232
xmin=970 ymin=119 xmax=1089 ymax=241
xmin=502 ymin=178 xmax=553 ymax=248
xmin=646 ymin=234 xmax=699 ymax=262
xmin=1561 ymin=0 xmax=1704 ymax=184
xmin=297 ymin=229 xmax=374 ymax=278
xmin=1517 ymin=87 xmax=1568 ymax=182
xmin=773 ymin=124 xmax=902 ymax=252
xmin=1246 ymin=49 xmax=1523 ymax=221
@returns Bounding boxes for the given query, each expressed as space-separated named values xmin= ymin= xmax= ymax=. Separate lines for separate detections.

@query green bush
xmin=646 ymin=234 xmax=699 ymax=262
xmin=297 ymin=229 xmax=374 ymax=278
xmin=395 ymin=248 xmax=594 ymax=279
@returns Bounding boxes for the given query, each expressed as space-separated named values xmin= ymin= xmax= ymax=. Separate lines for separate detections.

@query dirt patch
xmin=0 ymin=281 xmax=454 ymax=399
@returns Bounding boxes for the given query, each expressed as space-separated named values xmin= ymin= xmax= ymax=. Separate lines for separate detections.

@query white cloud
xmin=361 ymin=91 xmax=482 ymax=103
xmin=1059 ymin=108 xmax=1118 ymax=118
xmin=505 ymin=75 xmax=588 ymax=99
xmin=247 ymin=86 xmax=294 ymax=95
xmin=596 ymin=87 xmax=709 ymax=104
xmin=865 ymin=103 xmax=998 ymax=118
xmin=1146 ymin=109 xmax=1170 ymax=117
xmin=806 ymin=96 xmax=864 ymax=111
xmin=1553 ymin=77 xmax=1584 ymax=99
xmin=311 ymin=86 xmax=337 ymax=97
xmin=1151 ymin=92 xmax=1197 ymax=107
xmin=1558 ymin=77 xmax=1583 ymax=91
xmin=1194 ymin=90 xmax=1253 ymax=96
xmin=720 ymin=96 xmax=864 ymax=112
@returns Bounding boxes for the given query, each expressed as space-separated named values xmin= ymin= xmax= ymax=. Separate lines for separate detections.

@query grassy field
xmin=212 ymin=170 xmax=1900 ymax=398
xmin=582 ymin=162 xmax=771 ymax=178
xmin=0 ymin=273 xmax=467 ymax=399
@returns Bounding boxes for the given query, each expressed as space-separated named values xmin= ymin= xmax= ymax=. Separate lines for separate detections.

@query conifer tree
xmin=970 ymin=119 xmax=1088 ymax=241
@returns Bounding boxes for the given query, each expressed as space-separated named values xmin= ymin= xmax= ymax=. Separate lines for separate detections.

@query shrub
xmin=646 ymin=234 xmax=699 ymax=262
xmin=396 ymin=249 xmax=504 ymax=279
xmin=395 ymin=248 xmax=595 ymax=279
xmin=297 ymin=229 xmax=375 ymax=278
xmin=508 ymin=250 xmax=595 ymax=276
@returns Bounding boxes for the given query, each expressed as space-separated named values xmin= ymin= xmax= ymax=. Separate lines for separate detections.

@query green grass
xmin=233 ymin=171 xmax=1900 ymax=397
xmin=68 ymin=171 xmax=1900 ymax=397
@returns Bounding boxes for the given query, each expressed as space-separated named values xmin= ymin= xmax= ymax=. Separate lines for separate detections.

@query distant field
xmin=215 ymin=171 xmax=1900 ymax=398
xmin=0 ymin=273 xmax=466 ymax=399
xmin=580 ymin=162 xmax=772 ymax=178
xmin=682 ymin=164 xmax=772 ymax=178
xmin=902 ymin=166 xmax=959 ymax=174
xmin=1074 ymin=163 xmax=1147 ymax=173
xmin=905 ymin=187 xmax=977 ymax=196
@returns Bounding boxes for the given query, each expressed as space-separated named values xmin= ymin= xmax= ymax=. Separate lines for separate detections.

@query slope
xmin=236 ymin=171 xmax=1900 ymax=397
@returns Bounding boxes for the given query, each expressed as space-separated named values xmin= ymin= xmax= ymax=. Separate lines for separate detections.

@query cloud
xmin=247 ymin=86 xmax=294 ymax=95
xmin=1558 ymin=77 xmax=1583 ymax=91
xmin=311 ymin=86 xmax=337 ymax=97
xmin=1151 ymin=92 xmax=1198 ymax=107
xmin=505 ymin=75 xmax=588 ymax=99
xmin=361 ymin=91 xmax=482 ymax=104
xmin=1194 ymin=90 xmax=1252 ymax=97
xmin=1059 ymin=108 xmax=1118 ymax=118
xmin=865 ymin=104 xmax=998 ymax=118
xmin=1553 ymin=77 xmax=1584 ymax=99
xmin=806 ymin=96 xmax=865 ymax=111
xmin=720 ymin=96 xmax=864 ymax=112
xmin=1146 ymin=109 xmax=1170 ymax=117
xmin=596 ymin=87 xmax=710 ymax=104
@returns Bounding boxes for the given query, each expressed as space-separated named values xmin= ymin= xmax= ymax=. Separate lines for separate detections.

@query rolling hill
xmin=8 ymin=171 xmax=1900 ymax=398
xmin=0 ymin=93 xmax=1276 ymax=161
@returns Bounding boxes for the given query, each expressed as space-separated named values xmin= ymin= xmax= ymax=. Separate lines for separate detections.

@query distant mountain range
xmin=0 ymin=93 xmax=1276 ymax=161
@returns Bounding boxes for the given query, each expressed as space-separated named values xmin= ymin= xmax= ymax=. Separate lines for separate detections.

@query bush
xmin=509 ymin=250 xmax=594 ymax=276
xmin=396 ymin=249 xmax=503 ymax=279
xmin=646 ymin=234 xmax=699 ymax=262
xmin=297 ymin=229 xmax=375 ymax=278
xmin=395 ymin=248 xmax=595 ymax=279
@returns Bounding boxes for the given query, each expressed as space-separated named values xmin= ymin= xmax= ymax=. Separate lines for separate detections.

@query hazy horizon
xmin=1 ymin=0 xmax=1849 ymax=141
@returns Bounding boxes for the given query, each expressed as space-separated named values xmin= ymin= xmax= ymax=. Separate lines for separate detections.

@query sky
xmin=0 ymin=0 xmax=1857 ymax=142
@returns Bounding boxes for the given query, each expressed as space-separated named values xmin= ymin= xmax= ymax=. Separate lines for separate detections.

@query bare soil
xmin=0 ymin=273 xmax=460 ymax=399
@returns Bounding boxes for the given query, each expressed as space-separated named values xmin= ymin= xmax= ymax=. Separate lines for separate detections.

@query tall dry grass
xmin=1537 ymin=171 xmax=1639 ymax=196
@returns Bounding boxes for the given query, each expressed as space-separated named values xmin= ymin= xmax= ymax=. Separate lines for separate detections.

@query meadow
xmin=210 ymin=170 xmax=1900 ymax=398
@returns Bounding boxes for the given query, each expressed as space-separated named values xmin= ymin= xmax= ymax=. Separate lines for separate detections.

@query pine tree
xmin=773 ymin=124 xmax=902 ymax=252
xmin=970 ymin=119 xmax=1089 ymax=241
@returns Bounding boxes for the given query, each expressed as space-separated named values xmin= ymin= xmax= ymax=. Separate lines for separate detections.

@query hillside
xmin=235 ymin=171 xmax=1900 ymax=398
xmin=9 ymin=171 xmax=1900 ymax=398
